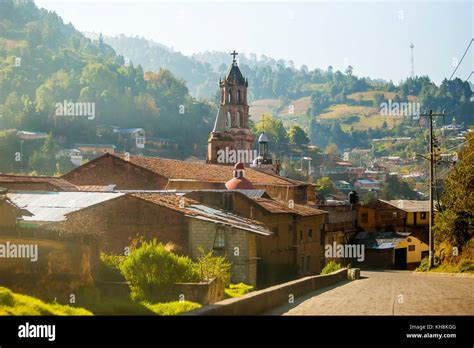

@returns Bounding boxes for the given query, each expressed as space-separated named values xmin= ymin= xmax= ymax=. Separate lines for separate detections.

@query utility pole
xmin=410 ymin=43 xmax=415 ymax=79
xmin=420 ymin=109 xmax=445 ymax=268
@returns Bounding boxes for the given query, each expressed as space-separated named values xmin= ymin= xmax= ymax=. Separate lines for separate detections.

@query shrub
xmin=119 ymin=240 xmax=200 ymax=302
xmin=459 ymin=259 xmax=474 ymax=273
xmin=415 ymin=257 xmax=430 ymax=272
xmin=98 ymin=253 xmax=126 ymax=281
xmin=225 ymin=283 xmax=254 ymax=298
xmin=195 ymin=247 xmax=231 ymax=286
xmin=320 ymin=261 xmax=342 ymax=275
xmin=142 ymin=301 xmax=201 ymax=315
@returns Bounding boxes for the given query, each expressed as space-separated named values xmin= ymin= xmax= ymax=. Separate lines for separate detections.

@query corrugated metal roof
xmin=8 ymin=192 xmax=124 ymax=222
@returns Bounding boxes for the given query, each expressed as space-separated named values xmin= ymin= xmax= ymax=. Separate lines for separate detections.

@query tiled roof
xmin=132 ymin=193 xmax=272 ymax=236
xmin=113 ymin=154 xmax=299 ymax=186
xmin=253 ymin=198 xmax=327 ymax=217
xmin=0 ymin=175 xmax=78 ymax=191
xmin=380 ymin=199 xmax=430 ymax=213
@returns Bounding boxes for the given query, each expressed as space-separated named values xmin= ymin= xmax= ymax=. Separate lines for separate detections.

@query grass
xmin=416 ymin=257 xmax=474 ymax=274
xmin=224 ymin=283 xmax=254 ymax=298
xmin=0 ymin=287 xmax=92 ymax=316
xmin=142 ymin=301 xmax=201 ymax=315
xmin=318 ymin=104 xmax=403 ymax=131
xmin=346 ymin=90 xmax=417 ymax=102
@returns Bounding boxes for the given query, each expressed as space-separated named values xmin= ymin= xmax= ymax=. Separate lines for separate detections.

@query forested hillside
xmin=0 ymin=0 xmax=214 ymax=173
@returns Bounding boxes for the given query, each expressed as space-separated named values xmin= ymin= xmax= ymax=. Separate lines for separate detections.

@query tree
xmin=325 ymin=143 xmax=339 ymax=155
xmin=317 ymin=177 xmax=335 ymax=197
xmin=28 ymin=133 xmax=57 ymax=175
xmin=288 ymin=125 xmax=309 ymax=145
xmin=379 ymin=174 xmax=419 ymax=200
xmin=434 ymin=133 xmax=474 ymax=251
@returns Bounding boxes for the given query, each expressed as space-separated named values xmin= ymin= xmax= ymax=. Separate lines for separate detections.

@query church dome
xmin=258 ymin=132 xmax=269 ymax=143
xmin=225 ymin=162 xmax=256 ymax=190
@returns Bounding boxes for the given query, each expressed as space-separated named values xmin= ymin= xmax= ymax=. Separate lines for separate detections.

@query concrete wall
xmin=187 ymin=268 xmax=350 ymax=315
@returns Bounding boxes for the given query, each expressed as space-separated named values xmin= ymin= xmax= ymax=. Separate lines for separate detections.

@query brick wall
xmin=54 ymin=196 xmax=189 ymax=255
xmin=63 ymin=155 xmax=166 ymax=190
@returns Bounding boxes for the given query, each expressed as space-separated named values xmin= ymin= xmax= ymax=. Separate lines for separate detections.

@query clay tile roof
xmin=380 ymin=199 xmax=430 ymax=213
xmin=253 ymin=198 xmax=327 ymax=216
xmin=0 ymin=175 xmax=78 ymax=191
xmin=113 ymin=154 xmax=296 ymax=186
xmin=131 ymin=193 xmax=271 ymax=235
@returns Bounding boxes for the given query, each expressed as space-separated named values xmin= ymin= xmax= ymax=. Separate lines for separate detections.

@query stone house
xmin=183 ymin=189 xmax=327 ymax=286
xmin=8 ymin=191 xmax=271 ymax=285
xmin=61 ymin=153 xmax=314 ymax=204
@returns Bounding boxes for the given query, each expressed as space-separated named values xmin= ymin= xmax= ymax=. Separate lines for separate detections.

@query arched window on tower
xmin=226 ymin=111 xmax=231 ymax=128
xmin=240 ymin=112 xmax=245 ymax=128
xmin=236 ymin=112 xmax=241 ymax=128
xmin=228 ymin=90 xmax=232 ymax=103
xmin=237 ymin=89 xmax=241 ymax=103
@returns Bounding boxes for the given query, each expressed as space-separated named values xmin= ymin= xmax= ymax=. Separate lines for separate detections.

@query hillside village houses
xmin=0 ymin=52 xmax=433 ymax=301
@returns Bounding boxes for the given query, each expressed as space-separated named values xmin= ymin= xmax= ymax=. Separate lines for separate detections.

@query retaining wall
xmin=188 ymin=268 xmax=353 ymax=315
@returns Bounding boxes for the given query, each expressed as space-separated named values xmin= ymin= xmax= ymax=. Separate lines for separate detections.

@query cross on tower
xmin=230 ymin=50 xmax=238 ymax=62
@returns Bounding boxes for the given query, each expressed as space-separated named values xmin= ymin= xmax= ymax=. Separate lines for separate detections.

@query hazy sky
xmin=36 ymin=0 xmax=473 ymax=85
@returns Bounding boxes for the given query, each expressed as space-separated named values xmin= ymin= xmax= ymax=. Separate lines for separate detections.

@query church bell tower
xmin=207 ymin=51 xmax=254 ymax=164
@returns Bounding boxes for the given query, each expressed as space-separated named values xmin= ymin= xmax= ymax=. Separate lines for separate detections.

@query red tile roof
xmin=253 ymin=198 xmax=327 ymax=216
xmin=131 ymin=193 xmax=272 ymax=235
xmin=0 ymin=175 xmax=78 ymax=191
xmin=115 ymin=154 xmax=300 ymax=186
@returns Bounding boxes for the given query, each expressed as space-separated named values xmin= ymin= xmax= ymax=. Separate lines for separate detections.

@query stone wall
xmin=187 ymin=268 xmax=351 ymax=315
xmin=188 ymin=219 xmax=256 ymax=285
xmin=173 ymin=277 xmax=225 ymax=305
xmin=0 ymin=235 xmax=96 ymax=302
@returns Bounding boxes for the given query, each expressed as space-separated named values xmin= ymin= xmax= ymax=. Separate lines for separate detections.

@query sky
xmin=36 ymin=0 xmax=473 ymax=85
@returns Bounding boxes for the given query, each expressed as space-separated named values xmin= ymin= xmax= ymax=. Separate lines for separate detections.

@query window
xmin=237 ymin=89 xmax=241 ymax=103
xmin=272 ymin=227 xmax=279 ymax=237
xmin=236 ymin=112 xmax=241 ymax=127
xmin=392 ymin=212 xmax=398 ymax=218
xmin=228 ymin=90 xmax=232 ymax=103
xmin=222 ymin=193 xmax=233 ymax=211
xmin=299 ymin=230 xmax=303 ymax=241
xmin=213 ymin=227 xmax=225 ymax=250
xmin=408 ymin=245 xmax=415 ymax=252
xmin=420 ymin=212 xmax=427 ymax=220
xmin=361 ymin=213 xmax=368 ymax=224
xmin=308 ymin=229 xmax=313 ymax=241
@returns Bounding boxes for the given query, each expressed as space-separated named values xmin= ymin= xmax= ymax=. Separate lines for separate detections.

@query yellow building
xmin=395 ymin=235 xmax=430 ymax=270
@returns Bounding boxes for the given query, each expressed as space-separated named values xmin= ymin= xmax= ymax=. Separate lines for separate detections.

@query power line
xmin=448 ymin=39 xmax=474 ymax=81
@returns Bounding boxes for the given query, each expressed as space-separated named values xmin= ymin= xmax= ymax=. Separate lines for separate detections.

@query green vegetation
xmin=433 ymin=133 xmax=473 ymax=267
xmin=320 ymin=261 xmax=342 ymax=275
xmin=224 ymin=283 xmax=254 ymax=298
xmin=119 ymin=240 xmax=200 ymax=302
xmin=142 ymin=301 xmax=201 ymax=315
xmin=0 ymin=287 xmax=92 ymax=316
xmin=195 ymin=247 xmax=232 ymax=286
xmin=0 ymin=0 xmax=214 ymax=174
